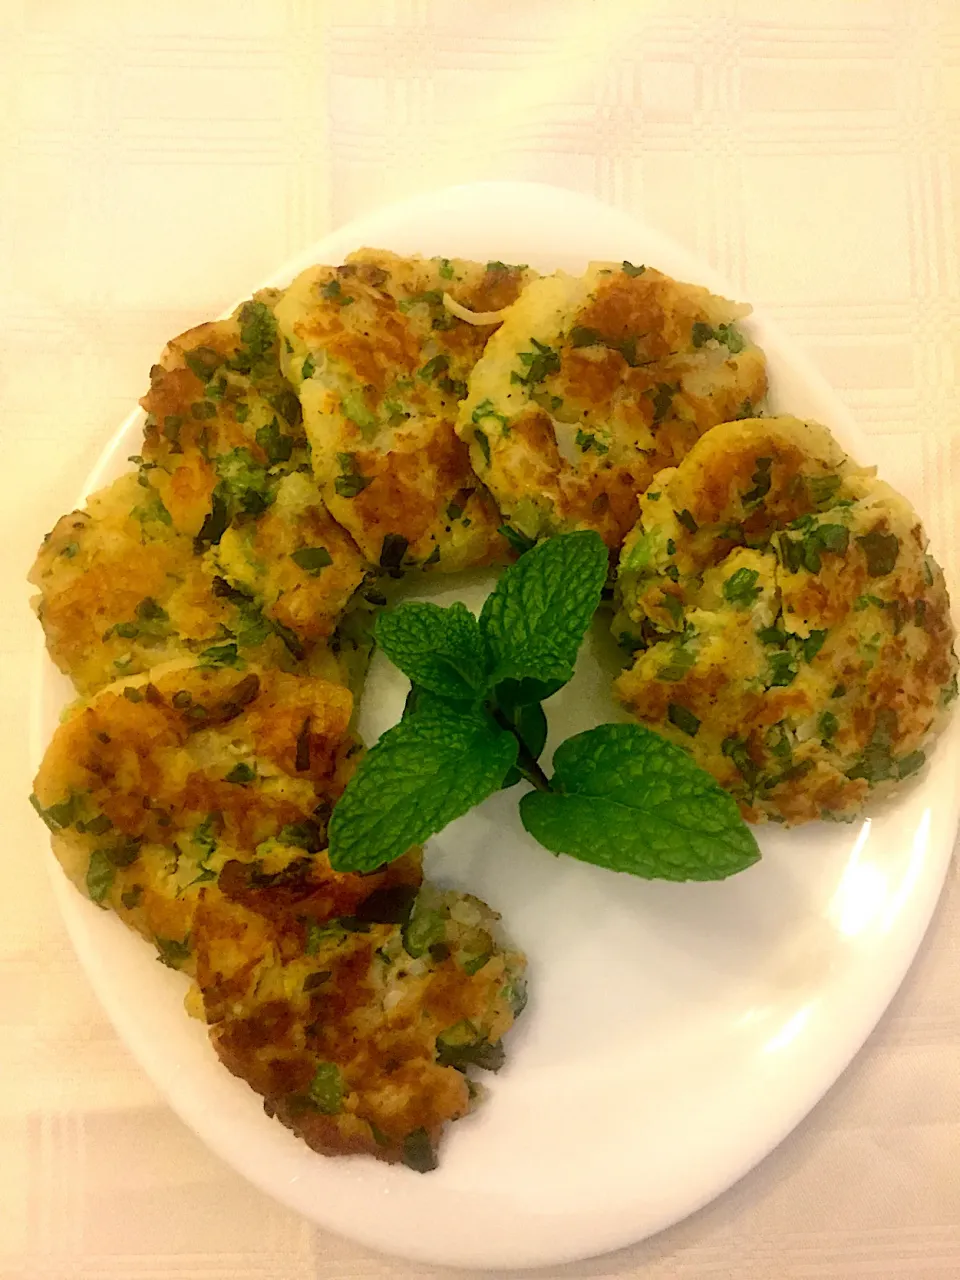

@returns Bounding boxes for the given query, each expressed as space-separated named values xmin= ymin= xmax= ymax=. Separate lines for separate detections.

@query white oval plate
xmin=32 ymin=182 xmax=960 ymax=1270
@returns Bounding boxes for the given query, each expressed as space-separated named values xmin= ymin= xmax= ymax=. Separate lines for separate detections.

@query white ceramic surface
xmin=31 ymin=182 xmax=960 ymax=1270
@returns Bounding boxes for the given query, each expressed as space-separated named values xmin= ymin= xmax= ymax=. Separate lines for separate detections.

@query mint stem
xmin=516 ymin=756 xmax=551 ymax=792
xmin=490 ymin=705 xmax=551 ymax=792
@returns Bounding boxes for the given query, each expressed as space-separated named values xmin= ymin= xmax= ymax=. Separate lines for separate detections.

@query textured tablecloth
xmin=3 ymin=1 xmax=959 ymax=1276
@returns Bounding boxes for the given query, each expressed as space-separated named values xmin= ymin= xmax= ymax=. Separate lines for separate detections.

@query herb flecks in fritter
xmin=613 ymin=416 xmax=958 ymax=824
xmin=194 ymin=880 xmax=524 ymax=1169
xmin=30 ymin=304 xmax=367 ymax=696
xmin=31 ymin=660 xmax=527 ymax=1169
xmin=274 ymin=250 xmax=537 ymax=572
xmin=32 ymin=662 xmax=362 ymax=957
xmin=457 ymin=261 xmax=767 ymax=549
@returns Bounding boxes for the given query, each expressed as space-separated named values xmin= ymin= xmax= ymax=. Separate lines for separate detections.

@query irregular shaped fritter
xmin=613 ymin=416 xmax=958 ymax=824
xmin=210 ymin=470 xmax=368 ymax=645
xmin=141 ymin=300 xmax=369 ymax=643
xmin=194 ymin=880 xmax=526 ymax=1169
xmin=274 ymin=250 xmax=537 ymax=572
xmin=458 ymin=262 xmax=767 ymax=549
xmin=30 ymin=473 xmax=231 ymax=695
xmin=140 ymin=295 xmax=310 ymax=539
xmin=30 ymin=304 xmax=369 ymax=696
xmin=30 ymin=660 xmax=386 ymax=968
xmin=29 ymin=469 xmax=367 ymax=695
xmin=32 ymin=661 xmax=528 ymax=1168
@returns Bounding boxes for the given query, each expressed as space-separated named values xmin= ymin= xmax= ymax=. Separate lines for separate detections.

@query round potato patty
xmin=31 ymin=660 xmax=370 ymax=963
xmin=457 ymin=260 xmax=767 ymax=550
xmin=613 ymin=416 xmax=958 ymax=824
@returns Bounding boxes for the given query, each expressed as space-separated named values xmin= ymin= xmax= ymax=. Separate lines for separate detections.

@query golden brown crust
xmin=274 ymin=251 xmax=537 ymax=572
xmin=458 ymin=262 xmax=768 ymax=549
xmin=31 ymin=662 xmax=367 ymax=962
xmin=29 ymin=474 xmax=233 ymax=694
xmin=194 ymin=882 xmax=525 ymax=1166
xmin=30 ymin=303 xmax=368 ymax=697
xmin=614 ymin=416 xmax=958 ymax=823
xmin=32 ymin=651 xmax=528 ymax=1169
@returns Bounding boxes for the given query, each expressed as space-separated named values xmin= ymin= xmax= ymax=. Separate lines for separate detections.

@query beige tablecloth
xmin=3 ymin=2 xmax=959 ymax=1276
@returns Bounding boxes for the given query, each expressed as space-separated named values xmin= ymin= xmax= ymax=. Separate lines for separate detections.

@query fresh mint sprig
xmin=327 ymin=531 xmax=760 ymax=882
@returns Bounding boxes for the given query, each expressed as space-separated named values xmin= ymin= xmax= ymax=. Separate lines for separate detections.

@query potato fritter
xmin=31 ymin=661 xmax=376 ymax=969
xmin=29 ymin=469 xmax=368 ymax=696
xmin=32 ymin=661 xmax=528 ymax=1168
xmin=194 ymin=879 xmax=526 ymax=1169
xmin=30 ymin=302 xmax=369 ymax=696
xmin=458 ymin=262 xmax=767 ymax=549
xmin=139 ymin=295 xmax=310 ymax=539
xmin=274 ymin=250 xmax=537 ymax=572
xmin=613 ymin=416 xmax=958 ymax=823
xmin=31 ymin=473 xmax=231 ymax=695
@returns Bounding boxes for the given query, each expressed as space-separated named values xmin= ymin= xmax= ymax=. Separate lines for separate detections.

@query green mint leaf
xmin=492 ymin=675 xmax=567 ymax=707
xmin=519 ymin=723 xmax=760 ymax=881
xmin=479 ymin=530 xmax=608 ymax=686
xmin=510 ymin=699 xmax=548 ymax=760
xmin=374 ymin=602 xmax=487 ymax=702
xmin=328 ymin=701 xmax=518 ymax=872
